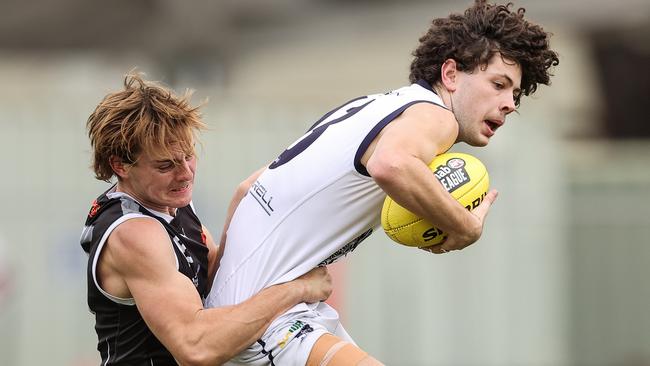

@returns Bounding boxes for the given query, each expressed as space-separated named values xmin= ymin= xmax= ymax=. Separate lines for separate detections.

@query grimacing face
xmin=116 ymin=147 xmax=196 ymax=214
xmin=451 ymin=54 xmax=522 ymax=147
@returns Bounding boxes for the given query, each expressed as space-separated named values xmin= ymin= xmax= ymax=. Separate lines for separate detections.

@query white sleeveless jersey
xmin=206 ymin=81 xmax=446 ymax=309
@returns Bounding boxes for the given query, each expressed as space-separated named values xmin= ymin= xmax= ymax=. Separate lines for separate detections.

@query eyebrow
xmin=154 ymin=159 xmax=175 ymax=164
xmin=155 ymin=155 xmax=188 ymax=165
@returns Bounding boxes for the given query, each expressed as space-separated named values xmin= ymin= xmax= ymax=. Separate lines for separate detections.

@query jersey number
xmin=268 ymin=99 xmax=373 ymax=169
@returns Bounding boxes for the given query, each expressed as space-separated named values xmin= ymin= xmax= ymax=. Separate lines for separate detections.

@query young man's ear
xmin=109 ymin=155 xmax=130 ymax=180
xmin=440 ymin=59 xmax=459 ymax=92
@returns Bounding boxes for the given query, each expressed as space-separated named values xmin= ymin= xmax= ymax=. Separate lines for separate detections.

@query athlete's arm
xmin=362 ymin=102 xmax=497 ymax=253
xmin=102 ymin=218 xmax=332 ymax=366
xmin=201 ymin=225 xmax=219 ymax=289
xmin=216 ymin=165 xmax=267 ymax=263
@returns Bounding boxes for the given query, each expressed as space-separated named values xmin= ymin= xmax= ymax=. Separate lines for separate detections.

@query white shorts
xmin=225 ymin=302 xmax=354 ymax=366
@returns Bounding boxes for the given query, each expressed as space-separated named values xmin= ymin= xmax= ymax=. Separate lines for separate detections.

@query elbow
xmin=175 ymin=345 xmax=230 ymax=366
xmin=366 ymin=157 xmax=403 ymax=187
xmin=173 ymin=333 xmax=232 ymax=366
xmin=173 ymin=344 xmax=210 ymax=366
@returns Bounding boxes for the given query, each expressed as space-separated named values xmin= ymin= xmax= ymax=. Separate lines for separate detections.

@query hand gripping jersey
xmin=80 ymin=186 xmax=209 ymax=366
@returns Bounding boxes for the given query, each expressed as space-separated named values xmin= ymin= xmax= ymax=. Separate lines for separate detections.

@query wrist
xmin=278 ymin=279 xmax=306 ymax=304
xmin=294 ymin=278 xmax=308 ymax=303
xmin=463 ymin=214 xmax=482 ymax=243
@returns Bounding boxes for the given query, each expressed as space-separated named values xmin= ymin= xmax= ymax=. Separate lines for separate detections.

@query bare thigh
xmin=306 ymin=333 xmax=383 ymax=366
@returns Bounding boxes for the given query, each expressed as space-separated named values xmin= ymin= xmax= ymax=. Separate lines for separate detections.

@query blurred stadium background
xmin=0 ymin=0 xmax=649 ymax=365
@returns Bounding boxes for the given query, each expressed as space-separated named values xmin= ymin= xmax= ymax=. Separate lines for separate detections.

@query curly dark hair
xmin=409 ymin=0 xmax=559 ymax=106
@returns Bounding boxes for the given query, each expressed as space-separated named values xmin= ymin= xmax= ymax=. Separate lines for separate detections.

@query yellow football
xmin=381 ymin=152 xmax=489 ymax=247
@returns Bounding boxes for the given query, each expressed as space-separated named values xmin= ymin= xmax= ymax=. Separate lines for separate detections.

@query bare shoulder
xmin=362 ymin=102 xmax=458 ymax=169
xmin=107 ymin=217 xmax=177 ymax=273
xmin=401 ymin=102 xmax=457 ymax=132
xmin=387 ymin=101 xmax=458 ymax=153
xmin=111 ymin=217 xmax=168 ymax=250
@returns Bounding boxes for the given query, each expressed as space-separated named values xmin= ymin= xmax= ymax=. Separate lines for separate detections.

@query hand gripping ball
xmin=381 ymin=152 xmax=489 ymax=247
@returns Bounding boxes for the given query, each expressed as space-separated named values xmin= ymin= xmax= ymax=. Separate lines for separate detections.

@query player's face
xmin=119 ymin=147 xmax=196 ymax=214
xmin=452 ymin=54 xmax=521 ymax=147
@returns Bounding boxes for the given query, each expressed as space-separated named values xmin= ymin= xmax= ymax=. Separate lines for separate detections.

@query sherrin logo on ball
xmin=381 ymin=152 xmax=489 ymax=247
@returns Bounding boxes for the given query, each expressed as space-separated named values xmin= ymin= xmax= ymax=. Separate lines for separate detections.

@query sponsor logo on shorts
xmin=433 ymin=158 xmax=469 ymax=193
xmin=278 ymin=320 xmax=314 ymax=349
xmin=294 ymin=324 xmax=314 ymax=342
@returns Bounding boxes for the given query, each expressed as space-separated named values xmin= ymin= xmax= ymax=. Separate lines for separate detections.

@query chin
xmin=177 ymin=197 xmax=192 ymax=208
xmin=467 ymin=138 xmax=489 ymax=147
xmin=458 ymin=130 xmax=490 ymax=147
xmin=167 ymin=196 xmax=192 ymax=209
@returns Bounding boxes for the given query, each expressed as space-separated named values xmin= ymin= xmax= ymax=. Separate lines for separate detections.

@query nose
xmin=175 ymin=160 xmax=194 ymax=181
xmin=500 ymin=95 xmax=516 ymax=115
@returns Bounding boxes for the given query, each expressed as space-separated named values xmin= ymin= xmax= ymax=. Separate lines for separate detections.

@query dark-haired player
xmin=208 ymin=1 xmax=559 ymax=364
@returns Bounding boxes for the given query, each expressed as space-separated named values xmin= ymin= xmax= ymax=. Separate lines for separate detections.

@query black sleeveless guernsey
xmin=80 ymin=186 xmax=209 ymax=365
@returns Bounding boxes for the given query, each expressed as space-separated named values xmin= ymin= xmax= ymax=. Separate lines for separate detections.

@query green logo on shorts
xmin=278 ymin=320 xmax=305 ymax=349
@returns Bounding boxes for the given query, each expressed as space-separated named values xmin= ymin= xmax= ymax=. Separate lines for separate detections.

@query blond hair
xmin=87 ymin=73 xmax=206 ymax=181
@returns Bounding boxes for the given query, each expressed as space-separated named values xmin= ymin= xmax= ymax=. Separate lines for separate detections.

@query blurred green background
xmin=1 ymin=0 xmax=649 ymax=365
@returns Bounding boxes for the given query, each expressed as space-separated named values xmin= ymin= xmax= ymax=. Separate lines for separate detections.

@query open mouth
xmin=484 ymin=120 xmax=502 ymax=135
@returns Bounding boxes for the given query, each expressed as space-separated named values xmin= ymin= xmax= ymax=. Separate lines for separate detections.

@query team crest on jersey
xmin=88 ymin=199 xmax=101 ymax=218
xmin=433 ymin=158 xmax=470 ymax=193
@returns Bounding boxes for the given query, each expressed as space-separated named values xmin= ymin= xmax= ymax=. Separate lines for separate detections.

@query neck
xmin=432 ymin=84 xmax=452 ymax=110
xmin=433 ymin=84 xmax=462 ymax=143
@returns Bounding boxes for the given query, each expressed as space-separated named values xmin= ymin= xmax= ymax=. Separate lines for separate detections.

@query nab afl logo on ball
xmin=433 ymin=158 xmax=470 ymax=193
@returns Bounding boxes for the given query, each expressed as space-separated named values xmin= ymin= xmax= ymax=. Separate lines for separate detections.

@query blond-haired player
xmin=81 ymin=73 xmax=333 ymax=366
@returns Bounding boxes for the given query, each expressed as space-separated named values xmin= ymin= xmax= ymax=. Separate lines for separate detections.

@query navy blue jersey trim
xmin=414 ymin=80 xmax=449 ymax=111
xmin=307 ymin=95 xmax=370 ymax=132
xmin=416 ymin=79 xmax=434 ymax=92
xmin=354 ymin=100 xmax=444 ymax=177
xmin=269 ymin=99 xmax=374 ymax=170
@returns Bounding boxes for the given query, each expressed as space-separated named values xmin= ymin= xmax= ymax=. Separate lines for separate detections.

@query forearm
xmin=193 ymin=281 xmax=304 ymax=363
xmin=186 ymin=265 xmax=332 ymax=365
xmin=373 ymin=156 xmax=481 ymax=241
xmin=202 ymin=227 xmax=219 ymax=289
xmin=219 ymin=182 xmax=250 ymax=246
xmin=115 ymin=220 xmax=316 ymax=366
xmin=139 ymin=276 xmax=307 ymax=366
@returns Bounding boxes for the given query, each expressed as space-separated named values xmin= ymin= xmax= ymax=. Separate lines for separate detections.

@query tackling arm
xmin=201 ymin=225 xmax=219 ymax=290
xmin=105 ymin=218 xmax=331 ymax=366
xmin=215 ymin=166 xmax=267 ymax=264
